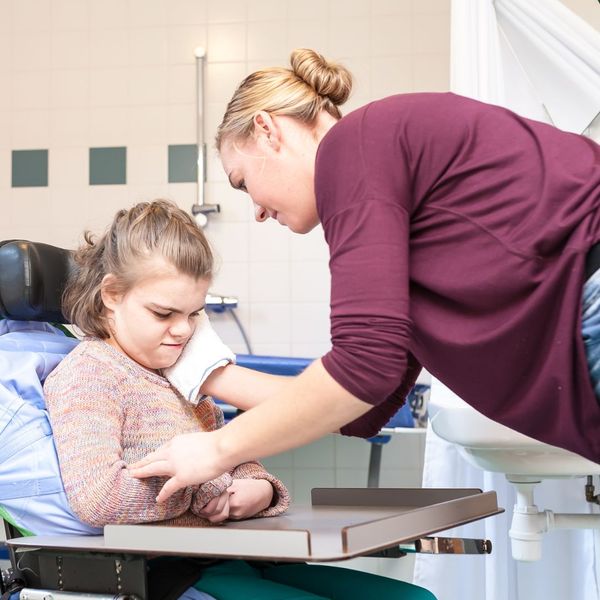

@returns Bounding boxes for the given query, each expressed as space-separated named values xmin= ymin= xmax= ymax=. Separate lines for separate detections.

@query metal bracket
xmin=399 ymin=536 xmax=492 ymax=555
xmin=20 ymin=590 xmax=138 ymax=600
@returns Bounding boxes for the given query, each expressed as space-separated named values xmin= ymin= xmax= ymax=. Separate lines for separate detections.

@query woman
xmin=130 ymin=48 xmax=600 ymax=502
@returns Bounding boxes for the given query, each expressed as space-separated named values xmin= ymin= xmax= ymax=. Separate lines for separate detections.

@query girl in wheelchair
xmin=39 ymin=199 xmax=435 ymax=600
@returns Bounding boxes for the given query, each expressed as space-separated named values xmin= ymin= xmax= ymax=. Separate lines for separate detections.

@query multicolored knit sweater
xmin=44 ymin=339 xmax=289 ymax=528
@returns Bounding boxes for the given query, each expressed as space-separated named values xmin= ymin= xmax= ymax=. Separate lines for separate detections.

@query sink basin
xmin=428 ymin=387 xmax=600 ymax=478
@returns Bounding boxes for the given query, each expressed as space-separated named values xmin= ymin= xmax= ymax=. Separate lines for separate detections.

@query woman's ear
xmin=100 ymin=274 xmax=121 ymax=311
xmin=253 ymin=111 xmax=281 ymax=151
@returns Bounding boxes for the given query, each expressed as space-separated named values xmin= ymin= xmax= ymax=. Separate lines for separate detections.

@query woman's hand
xmin=195 ymin=490 xmax=231 ymax=523
xmin=128 ymin=430 xmax=229 ymax=503
xmin=130 ymin=360 xmax=371 ymax=504
xmin=227 ymin=479 xmax=274 ymax=520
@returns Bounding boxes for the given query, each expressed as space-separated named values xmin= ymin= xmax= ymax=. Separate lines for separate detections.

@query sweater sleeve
xmin=340 ymin=352 xmax=421 ymax=438
xmin=187 ymin=398 xmax=237 ymax=513
xmin=230 ymin=461 xmax=290 ymax=517
xmin=44 ymin=355 xmax=194 ymax=528
xmin=190 ymin=472 xmax=233 ymax=514
xmin=320 ymin=198 xmax=414 ymax=408
xmin=316 ymin=109 xmax=416 ymax=426
xmin=191 ymin=399 xmax=290 ymax=516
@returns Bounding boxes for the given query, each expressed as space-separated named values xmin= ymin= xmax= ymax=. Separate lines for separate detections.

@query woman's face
xmin=220 ymin=114 xmax=328 ymax=234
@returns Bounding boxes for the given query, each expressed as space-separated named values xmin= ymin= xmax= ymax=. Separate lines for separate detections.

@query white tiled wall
xmin=0 ymin=0 xmax=446 ymax=582
xmin=262 ymin=432 xmax=427 ymax=504
xmin=0 ymin=0 xmax=451 ymax=358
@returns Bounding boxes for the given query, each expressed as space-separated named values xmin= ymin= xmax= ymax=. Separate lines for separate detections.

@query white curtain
xmin=413 ymin=1 xmax=600 ymax=599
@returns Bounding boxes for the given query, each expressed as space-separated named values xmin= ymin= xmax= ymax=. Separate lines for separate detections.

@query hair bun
xmin=290 ymin=48 xmax=352 ymax=106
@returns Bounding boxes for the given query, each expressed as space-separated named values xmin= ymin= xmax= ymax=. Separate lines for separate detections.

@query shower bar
xmin=192 ymin=47 xmax=220 ymax=226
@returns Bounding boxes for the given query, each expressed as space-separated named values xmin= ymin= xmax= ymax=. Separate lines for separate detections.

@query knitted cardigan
xmin=44 ymin=339 xmax=289 ymax=528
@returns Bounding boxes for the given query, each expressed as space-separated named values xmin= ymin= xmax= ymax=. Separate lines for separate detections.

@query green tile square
xmin=12 ymin=149 xmax=48 ymax=187
xmin=89 ymin=147 xmax=127 ymax=185
xmin=168 ymin=144 xmax=198 ymax=183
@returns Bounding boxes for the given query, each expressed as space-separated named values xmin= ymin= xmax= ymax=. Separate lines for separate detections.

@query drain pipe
xmin=586 ymin=475 xmax=600 ymax=504
xmin=191 ymin=47 xmax=220 ymax=227
xmin=508 ymin=476 xmax=600 ymax=561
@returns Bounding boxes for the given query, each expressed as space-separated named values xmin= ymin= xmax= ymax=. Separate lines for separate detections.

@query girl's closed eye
xmin=237 ymin=180 xmax=248 ymax=193
xmin=152 ymin=310 xmax=172 ymax=320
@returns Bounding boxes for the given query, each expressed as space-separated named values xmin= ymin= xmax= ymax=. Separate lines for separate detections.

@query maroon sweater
xmin=317 ymin=92 xmax=600 ymax=463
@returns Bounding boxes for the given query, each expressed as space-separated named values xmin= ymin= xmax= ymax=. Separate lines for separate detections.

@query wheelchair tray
xmin=8 ymin=488 xmax=502 ymax=562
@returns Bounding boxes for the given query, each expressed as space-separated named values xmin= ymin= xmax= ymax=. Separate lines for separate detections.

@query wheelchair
xmin=0 ymin=240 xmax=501 ymax=600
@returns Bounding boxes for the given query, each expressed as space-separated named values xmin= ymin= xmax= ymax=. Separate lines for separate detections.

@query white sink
xmin=428 ymin=390 xmax=600 ymax=479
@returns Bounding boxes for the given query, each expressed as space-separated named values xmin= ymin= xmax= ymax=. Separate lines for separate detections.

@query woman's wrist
xmin=212 ymin=426 xmax=240 ymax=474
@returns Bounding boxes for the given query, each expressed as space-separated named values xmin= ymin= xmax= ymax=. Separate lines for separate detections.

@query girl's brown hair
xmin=216 ymin=48 xmax=353 ymax=149
xmin=63 ymin=199 xmax=213 ymax=339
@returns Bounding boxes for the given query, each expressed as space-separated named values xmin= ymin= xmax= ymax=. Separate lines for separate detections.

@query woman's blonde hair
xmin=216 ymin=48 xmax=353 ymax=149
xmin=64 ymin=199 xmax=214 ymax=339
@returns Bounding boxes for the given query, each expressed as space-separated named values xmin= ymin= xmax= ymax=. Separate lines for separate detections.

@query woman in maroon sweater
xmin=130 ymin=48 xmax=600 ymax=502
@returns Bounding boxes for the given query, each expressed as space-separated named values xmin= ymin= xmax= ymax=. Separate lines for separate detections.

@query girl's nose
xmin=170 ymin=318 xmax=193 ymax=339
xmin=254 ymin=203 xmax=268 ymax=222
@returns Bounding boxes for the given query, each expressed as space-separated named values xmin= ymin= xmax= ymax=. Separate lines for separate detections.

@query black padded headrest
xmin=0 ymin=240 xmax=73 ymax=323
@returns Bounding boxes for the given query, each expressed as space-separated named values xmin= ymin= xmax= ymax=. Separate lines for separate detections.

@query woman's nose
xmin=254 ymin=203 xmax=268 ymax=222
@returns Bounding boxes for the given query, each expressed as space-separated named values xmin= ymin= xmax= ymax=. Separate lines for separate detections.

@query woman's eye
xmin=238 ymin=180 xmax=247 ymax=193
xmin=189 ymin=311 xmax=201 ymax=319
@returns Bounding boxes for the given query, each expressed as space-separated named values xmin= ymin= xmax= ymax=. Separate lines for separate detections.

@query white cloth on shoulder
xmin=164 ymin=311 xmax=235 ymax=405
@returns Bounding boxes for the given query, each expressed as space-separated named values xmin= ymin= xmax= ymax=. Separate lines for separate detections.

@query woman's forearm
xmin=213 ymin=359 xmax=371 ymax=469
xmin=202 ymin=364 xmax=291 ymax=410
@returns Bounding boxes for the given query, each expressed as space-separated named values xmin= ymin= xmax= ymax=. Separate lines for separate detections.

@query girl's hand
xmin=195 ymin=489 xmax=231 ymax=523
xmin=227 ymin=479 xmax=274 ymax=520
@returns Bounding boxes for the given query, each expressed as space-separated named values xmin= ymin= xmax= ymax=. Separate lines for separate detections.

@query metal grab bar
xmin=191 ymin=47 xmax=219 ymax=227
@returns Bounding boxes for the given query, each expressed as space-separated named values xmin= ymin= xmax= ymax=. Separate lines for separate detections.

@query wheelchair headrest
xmin=0 ymin=240 xmax=73 ymax=323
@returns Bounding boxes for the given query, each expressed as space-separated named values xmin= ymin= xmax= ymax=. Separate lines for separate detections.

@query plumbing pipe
xmin=508 ymin=479 xmax=600 ymax=561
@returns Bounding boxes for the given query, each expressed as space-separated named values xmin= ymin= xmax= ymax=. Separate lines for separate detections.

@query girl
xmin=45 ymin=199 xmax=435 ymax=600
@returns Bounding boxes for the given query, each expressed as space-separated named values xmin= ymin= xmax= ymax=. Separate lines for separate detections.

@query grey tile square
xmin=292 ymin=468 xmax=335 ymax=504
xmin=261 ymin=451 xmax=293 ymax=470
xmin=12 ymin=149 xmax=48 ymax=187
xmin=335 ymin=468 xmax=367 ymax=488
xmin=379 ymin=468 xmax=422 ymax=487
xmin=168 ymin=144 xmax=198 ymax=183
xmin=89 ymin=146 xmax=126 ymax=185
xmin=292 ymin=435 xmax=335 ymax=469
xmin=335 ymin=435 xmax=371 ymax=469
xmin=380 ymin=432 xmax=425 ymax=471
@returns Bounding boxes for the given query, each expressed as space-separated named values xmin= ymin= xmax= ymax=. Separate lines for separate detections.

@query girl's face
xmin=101 ymin=262 xmax=210 ymax=371
xmin=220 ymin=112 xmax=336 ymax=234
